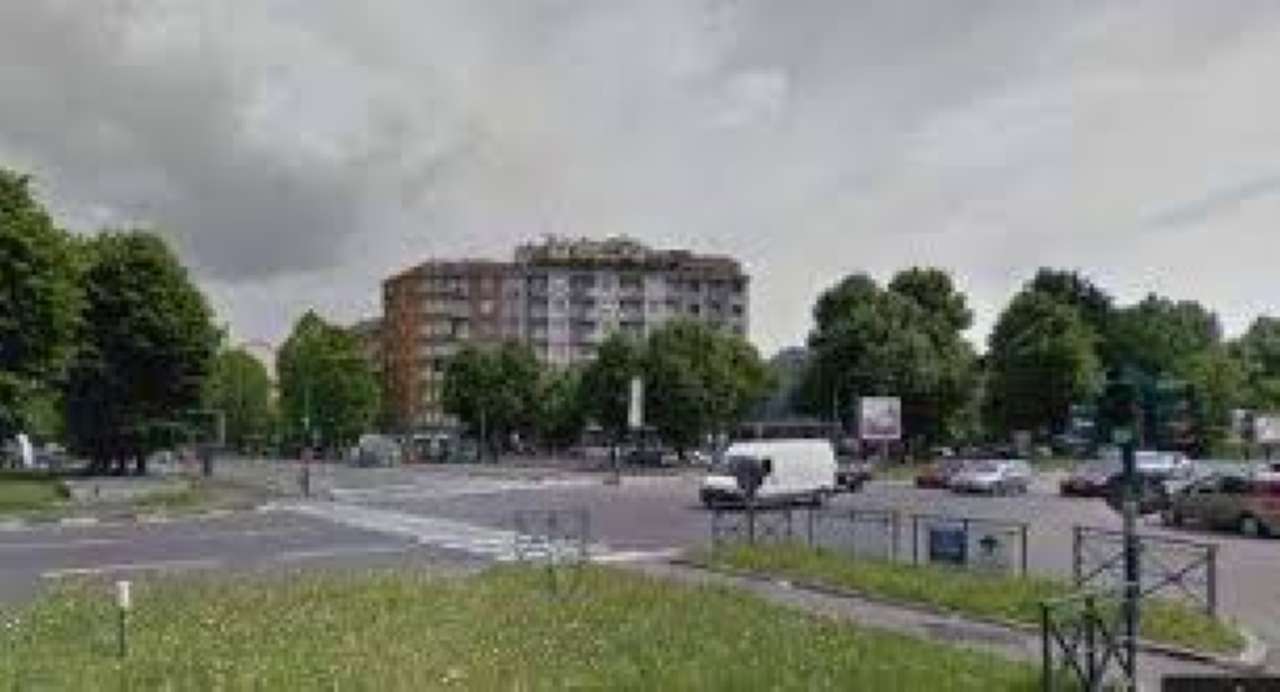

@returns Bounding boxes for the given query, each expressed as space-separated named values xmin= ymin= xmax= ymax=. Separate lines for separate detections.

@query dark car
xmin=915 ymin=458 xmax=966 ymax=489
xmin=1060 ymin=461 xmax=1119 ymax=497
xmin=836 ymin=459 xmax=873 ymax=492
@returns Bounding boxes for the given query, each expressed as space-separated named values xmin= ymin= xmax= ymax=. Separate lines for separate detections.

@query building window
xmin=732 ymin=304 xmax=744 ymax=317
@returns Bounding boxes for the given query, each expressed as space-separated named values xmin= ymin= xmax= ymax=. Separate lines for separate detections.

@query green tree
xmin=888 ymin=267 xmax=973 ymax=332
xmin=278 ymin=311 xmax=380 ymax=455
xmin=64 ymin=231 xmax=219 ymax=474
xmin=579 ymin=332 xmax=645 ymax=441
xmin=535 ymin=367 xmax=587 ymax=451
xmin=985 ymin=291 xmax=1103 ymax=437
xmin=203 ymin=348 xmax=273 ymax=453
xmin=1235 ymin=317 xmax=1280 ymax=410
xmin=801 ymin=270 xmax=976 ymax=450
xmin=1106 ymin=294 xmax=1221 ymax=377
xmin=440 ymin=341 xmax=541 ymax=459
xmin=0 ymin=170 xmax=81 ymax=440
xmin=1027 ymin=268 xmax=1114 ymax=339
xmin=643 ymin=320 xmax=771 ymax=455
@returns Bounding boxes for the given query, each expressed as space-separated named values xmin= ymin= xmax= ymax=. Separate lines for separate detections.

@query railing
xmin=710 ymin=505 xmax=898 ymax=561
xmin=909 ymin=513 xmax=1029 ymax=576
xmin=1040 ymin=589 xmax=1136 ymax=691
xmin=1072 ymin=526 xmax=1218 ymax=616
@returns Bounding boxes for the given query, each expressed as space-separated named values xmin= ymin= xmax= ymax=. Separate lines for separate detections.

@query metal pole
xmin=1021 ymin=524 xmax=1029 ymax=577
xmin=1207 ymin=545 xmax=1218 ymax=617
xmin=1084 ymin=594 xmax=1097 ymax=686
xmin=1041 ymin=604 xmax=1053 ymax=692
xmin=807 ymin=506 xmax=816 ymax=548
xmin=912 ymin=516 xmax=919 ymax=565
xmin=1072 ymin=527 xmax=1082 ymax=586
xmin=1122 ymin=440 xmax=1139 ymax=689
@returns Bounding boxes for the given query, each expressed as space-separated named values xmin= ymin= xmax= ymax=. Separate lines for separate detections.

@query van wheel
xmin=1240 ymin=515 xmax=1262 ymax=537
xmin=810 ymin=491 xmax=825 ymax=508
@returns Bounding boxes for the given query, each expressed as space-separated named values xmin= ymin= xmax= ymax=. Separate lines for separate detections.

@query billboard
xmin=859 ymin=397 xmax=902 ymax=441
xmin=1256 ymin=414 xmax=1280 ymax=445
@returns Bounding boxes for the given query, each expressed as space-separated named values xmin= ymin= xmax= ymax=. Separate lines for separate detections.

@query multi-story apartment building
xmin=382 ymin=237 xmax=749 ymax=430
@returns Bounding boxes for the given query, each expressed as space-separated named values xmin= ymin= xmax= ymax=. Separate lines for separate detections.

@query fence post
xmin=1041 ymin=603 xmax=1053 ymax=692
xmin=1021 ymin=524 xmax=1029 ymax=577
xmin=1072 ymin=527 xmax=1082 ymax=587
xmin=911 ymin=515 xmax=920 ymax=565
xmin=1084 ymin=594 xmax=1097 ymax=687
xmin=890 ymin=512 xmax=900 ymax=561
xmin=1207 ymin=544 xmax=1218 ymax=617
xmin=748 ymin=502 xmax=756 ymax=545
xmin=807 ymin=507 xmax=816 ymax=548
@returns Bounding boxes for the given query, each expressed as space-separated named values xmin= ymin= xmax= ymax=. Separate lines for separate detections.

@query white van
xmin=699 ymin=439 xmax=838 ymax=508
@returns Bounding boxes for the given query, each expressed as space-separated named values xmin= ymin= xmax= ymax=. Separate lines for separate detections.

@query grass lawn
xmin=0 ymin=566 xmax=1045 ymax=691
xmin=702 ymin=543 xmax=1244 ymax=656
xmin=0 ymin=471 xmax=68 ymax=515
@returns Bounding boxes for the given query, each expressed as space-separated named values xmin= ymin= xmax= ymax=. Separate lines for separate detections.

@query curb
xmin=672 ymin=559 xmax=1265 ymax=673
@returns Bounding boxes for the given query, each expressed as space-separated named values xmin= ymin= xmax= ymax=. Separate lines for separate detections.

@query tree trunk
xmin=134 ymin=451 xmax=147 ymax=476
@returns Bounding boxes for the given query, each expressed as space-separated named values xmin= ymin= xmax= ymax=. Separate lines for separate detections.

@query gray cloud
xmin=3 ymin=1 xmax=1280 ymax=354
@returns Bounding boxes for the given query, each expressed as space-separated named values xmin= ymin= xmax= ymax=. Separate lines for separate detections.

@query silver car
xmin=949 ymin=459 xmax=1032 ymax=495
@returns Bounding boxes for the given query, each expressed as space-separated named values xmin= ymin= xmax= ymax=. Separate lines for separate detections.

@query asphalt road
xmin=2 ymin=460 xmax=1276 ymax=669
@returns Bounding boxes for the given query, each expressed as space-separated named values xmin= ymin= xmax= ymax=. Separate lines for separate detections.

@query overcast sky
xmin=3 ymin=1 xmax=1280 ymax=357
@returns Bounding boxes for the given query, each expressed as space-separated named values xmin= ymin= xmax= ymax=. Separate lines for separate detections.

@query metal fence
xmin=512 ymin=508 xmax=591 ymax=565
xmin=909 ymin=513 xmax=1029 ymax=576
xmin=1040 ymin=590 xmax=1136 ymax=692
xmin=710 ymin=506 xmax=899 ymax=561
xmin=1072 ymin=526 xmax=1218 ymax=616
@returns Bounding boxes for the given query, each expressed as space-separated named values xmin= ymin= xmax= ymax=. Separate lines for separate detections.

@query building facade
xmin=382 ymin=237 xmax=749 ymax=430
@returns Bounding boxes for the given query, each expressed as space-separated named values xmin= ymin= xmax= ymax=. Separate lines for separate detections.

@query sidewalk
xmin=628 ymin=560 xmax=1245 ymax=691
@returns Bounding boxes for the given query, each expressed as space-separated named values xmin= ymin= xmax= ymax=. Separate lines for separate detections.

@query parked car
xmin=700 ymin=439 xmax=837 ymax=508
xmin=949 ymin=459 xmax=1032 ymax=495
xmin=352 ymin=434 xmax=403 ymax=467
xmin=914 ymin=458 xmax=967 ymax=489
xmin=836 ymin=458 xmax=873 ymax=492
xmin=1060 ymin=460 xmax=1120 ymax=497
xmin=1162 ymin=473 xmax=1280 ymax=537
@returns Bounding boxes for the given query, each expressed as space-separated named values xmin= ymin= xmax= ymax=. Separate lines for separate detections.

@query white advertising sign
xmin=1256 ymin=414 xmax=1280 ymax=445
xmin=859 ymin=397 xmax=902 ymax=441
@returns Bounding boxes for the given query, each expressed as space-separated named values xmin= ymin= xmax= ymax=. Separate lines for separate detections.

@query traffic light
xmin=1097 ymin=376 xmax=1140 ymax=444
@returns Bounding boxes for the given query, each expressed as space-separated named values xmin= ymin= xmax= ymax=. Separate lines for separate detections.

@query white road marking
xmin=328 ymin=478 xmax=598 ymax=503
xmin=42 ymin=558 xmax=222 ymax=579
xmin=278 ymin=501 xmax=673 ymax=565
xmin=0 ymin=538 xmax=124 ymax=551
xmin=274 ymin=544 xmax=411 ymax=562
xmin=591 ymin=548 xmax=683 ymax=564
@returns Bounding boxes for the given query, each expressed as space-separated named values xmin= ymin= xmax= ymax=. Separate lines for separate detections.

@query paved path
xmin=631 ymin=561 xmax=1244 ymax=691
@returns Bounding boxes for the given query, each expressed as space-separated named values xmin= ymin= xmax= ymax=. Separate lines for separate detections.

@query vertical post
xmin=1084 ymin=594 xmax=1097 ymax=686
xmin=890 ymin=512 xmax=900 ymax=561
xmin=1206 ymin=544 xmax=1218 ymax=617
xmin=1021 ymin=524 xmax=1029 ymax=577
xmin=807 ymin=506 xmax=816 ymax=548
xmin=747 ymin=498 xmax=756 ymax=545
xmin=115 ymin=580 xmax=131 ymax=659
xmin=1072 ymin=527 xmax=1082 ymax=586
xmin=911 ymin=515 xmax=919 ymax=565
xmin=1041 ymin=603 xmax=1053 ymax=692
xmin=1122 ymin=440 xmax=1140 ymax=689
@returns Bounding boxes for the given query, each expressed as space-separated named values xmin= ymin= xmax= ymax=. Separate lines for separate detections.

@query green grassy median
xmin=0 ymin=566 xmax=1045 ymax=690
xmin=0 ymin=471 xmax=68 ymax=515
xmin=701 ymin=543 xmax=1244 ymax=656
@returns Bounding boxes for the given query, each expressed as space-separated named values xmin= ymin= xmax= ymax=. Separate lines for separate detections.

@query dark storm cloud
xmin=3 ymin=0 xmax=1280 ymax=352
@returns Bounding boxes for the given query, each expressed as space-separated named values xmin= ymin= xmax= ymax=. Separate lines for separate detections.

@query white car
xmin=949 ymin=459 xmax=1032 ymax=495
xmin=700 ymin=439 xmax=837 ymax=508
